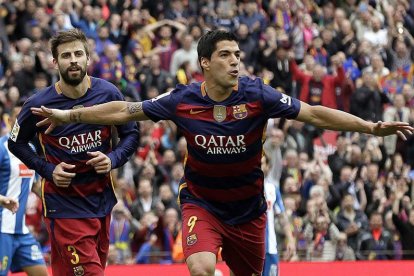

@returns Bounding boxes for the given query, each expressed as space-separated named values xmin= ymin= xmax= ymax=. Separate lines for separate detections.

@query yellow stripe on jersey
xmin=41 ymin=178 xmax=47 ymax=217
xmin=261 ymin=122 xmax=268 ymax=158
xmin=109 ymin=171 xmax=116 ymax=193
xmin=177 ymin=182 xmax=187 ymax=206
xmin=38 ymin=134 xmax=49 ymax=217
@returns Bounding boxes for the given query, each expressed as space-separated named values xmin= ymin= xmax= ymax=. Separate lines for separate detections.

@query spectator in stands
xmin=290 ymin=53 xmax=344 ymax=109
xmin=237 ymin=23 xmax=258 ymax=73
xmin=12 ymin=55 xmax=36 ymax=98
xmin=130 ymin=178 xmax=162 ymax=222
xmin=363 ymin=53 xmax=390 ymax=82
xmin=263 ymin=34 xmax=293 ymax=95
xmin=109 ymin=202 xmax=132 ymax=264
xmin=335 ymin=232 xmax=356 ymax=261
xmin=169 ymin=34 xmax=198 ymax=76
xmin=134 ymin=210 xmax=173 ymax=264
xmin=336 ymin=193 xmax=369 ymax=252
xmin=384 ymin=94 xmax=411 ymax=156
xmin=328 ymin=133 xmax=350 ymax=184
xmin=392 ymin=185 xmax=414 ymax=259
xmin=304 ymin=212 xmax=341 ymax=261
xmin=350 ymin=71 xmax=390 ymax=122
xmin=238 ymin=1 xmax=266 ymax=40
xmin=357 ymin=212 xmax=394 ymax=260
xmin=138 ymin=54 xmax=174 ymax=100
xmin=158 ymin=183 xmax=180 ymax=214
xmin=68 ymin=4 xmax=98 ymax=39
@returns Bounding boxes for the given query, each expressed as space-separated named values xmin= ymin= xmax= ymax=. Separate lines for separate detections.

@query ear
xmin=53 ymin=58 xmax=58 ymax=70
xmin=87 ymin=56 xmax=90 ymax=66
xmin=200 ymin=57 xmax=210 ymax=71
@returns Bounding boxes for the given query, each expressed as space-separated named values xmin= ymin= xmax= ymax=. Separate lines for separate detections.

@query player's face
xmin=206 ymin=40 xmax=240 ymax=88
xmin=54 ymin=40 xmax=88 ymax=86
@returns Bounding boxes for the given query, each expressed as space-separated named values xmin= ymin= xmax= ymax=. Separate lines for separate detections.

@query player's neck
xmin=57 ymin=75 xmax=90 ymax=99
xmin=204 ymin=82 xmax=233 ymax=102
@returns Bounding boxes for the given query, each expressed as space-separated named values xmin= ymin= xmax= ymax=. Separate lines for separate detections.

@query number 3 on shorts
xmin=67 ymin=245 xmax=80 ymax=264
xmin=188 ymin=216 xmax=198 ymax=233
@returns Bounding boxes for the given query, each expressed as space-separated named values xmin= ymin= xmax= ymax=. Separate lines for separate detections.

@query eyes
xmin=219 ymin=52 xmax=241 ymax=59
xmin=60 ymin=51 xmax=85 ymax=59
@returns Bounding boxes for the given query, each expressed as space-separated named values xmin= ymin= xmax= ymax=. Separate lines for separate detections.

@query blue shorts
xmin=263 ymin=253 xmax=279 ymax=276
xmin=0 ymin=233 xmax=45 ymax=275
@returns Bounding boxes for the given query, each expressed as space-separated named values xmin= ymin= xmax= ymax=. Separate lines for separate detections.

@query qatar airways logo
xmin=194 ymin=134 xmax=246 ymax=154
xmin=58 ymin=130 xmax=102 ymax=153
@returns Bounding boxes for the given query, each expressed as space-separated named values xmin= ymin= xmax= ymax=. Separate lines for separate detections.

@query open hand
xmin=53 ymin=162 xmax=76 ymax=187
xmin=372 ymin=121 xmax=413 ymax=140
xmin=86 ymin=151 xmax=112 ymax=174
xmin=31 ymin=106 xmax=70 ymax=134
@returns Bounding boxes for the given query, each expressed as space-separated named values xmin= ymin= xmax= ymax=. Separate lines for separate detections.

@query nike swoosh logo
xmin=190 ymin=109 xmax=206 ymax=115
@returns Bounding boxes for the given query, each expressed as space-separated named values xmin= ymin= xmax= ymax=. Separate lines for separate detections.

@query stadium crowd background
xmin=1 ymin=0 xmax=414 ymax=266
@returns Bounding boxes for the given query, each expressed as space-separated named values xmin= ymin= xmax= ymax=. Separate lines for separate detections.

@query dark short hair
xmin=50 ymin=29 xmax=90 ymax=59
xmin=197 ymin=29 xmax=238 ymax=65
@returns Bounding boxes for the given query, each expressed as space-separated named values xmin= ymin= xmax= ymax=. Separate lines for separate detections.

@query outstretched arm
xmin=32 ymin=101 xmax=149 ymax=134
xmin=296 ymin=101 xmax=413 ymax=139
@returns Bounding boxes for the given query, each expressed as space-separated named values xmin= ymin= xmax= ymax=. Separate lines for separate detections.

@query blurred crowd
xmin=1 ymin=0 xmax=414 ymax=265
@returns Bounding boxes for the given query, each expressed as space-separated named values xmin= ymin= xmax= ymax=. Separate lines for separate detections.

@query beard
xmin=59 ymin=64 xmax=87 ymax=86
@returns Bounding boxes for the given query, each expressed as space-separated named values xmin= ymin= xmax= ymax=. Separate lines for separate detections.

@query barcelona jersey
xmin=143 ymin=76 xmax=300 ymax=225
xmin=8 ymin=77 xmax=139 ymax=219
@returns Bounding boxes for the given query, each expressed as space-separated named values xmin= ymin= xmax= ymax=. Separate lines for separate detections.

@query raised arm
xmin=32 ymin=101 xmax=149 ymax=134
xmin=296 ymin=101 xmax=413 ymax=139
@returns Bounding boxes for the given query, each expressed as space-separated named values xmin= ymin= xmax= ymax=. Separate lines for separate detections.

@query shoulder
xmin=168 ymin=82 xmax=201 ymax=100
xmin=23 ymin=86 xmax=55 ymax=107
xmin=239 ymin=76 xmax=265 ymax=90
xmin=90 ymin=77 xmax=119 ymax=92
xmin=90 ymin=77 xmax=123 ymax=100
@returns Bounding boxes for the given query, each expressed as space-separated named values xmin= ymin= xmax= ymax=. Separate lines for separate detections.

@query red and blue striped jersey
xmin=143 ymin=76 xmax=301 ymax=225
xmin=8 ymin=77 xmax=139 ymax=218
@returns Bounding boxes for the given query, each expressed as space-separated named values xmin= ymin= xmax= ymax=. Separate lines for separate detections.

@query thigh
xmin=263 ymin=253 xmax=279 ymax=276
xmin=221 ymin=213 xmax=266 ymax=276
xmin=10 ymin=234 xmax=45 ymax=273
xmin=96 ymin=215 xmax=110 ymax=268
xmin=0 ymin=233 xmax=13 ymax=276
xmin=45 ymin=217 xmax=106 ymax=276
xmin=181 ymin=203 xmax=223 ymax=259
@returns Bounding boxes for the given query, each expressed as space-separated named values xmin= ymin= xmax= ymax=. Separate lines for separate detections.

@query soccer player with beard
xmin=31 ymin=30 xmax=413 ymax=275
xmin=8 ymin=29 xmax=139 ymax=276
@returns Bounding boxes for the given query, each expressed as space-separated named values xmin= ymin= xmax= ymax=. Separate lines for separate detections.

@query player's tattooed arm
xmin=128 ymin=102 xmax=143 ymax=114
xmin=69 ymin=111 xmax=82 ymax=123
xmin=127 ymin=102 xmax=149 ymax=121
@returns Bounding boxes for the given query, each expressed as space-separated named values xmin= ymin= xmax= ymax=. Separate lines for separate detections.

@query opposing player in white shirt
xmin=263 ymin=128 xmax=296 ymax=276
xmin=0 ymin=103 xmax=48 ymax=276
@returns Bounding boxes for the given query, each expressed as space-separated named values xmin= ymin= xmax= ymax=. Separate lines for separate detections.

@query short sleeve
xmin=261 ymin=84 xmax=301 ymax=119
xmin=142 ymin=89 xmax=182 ymax=122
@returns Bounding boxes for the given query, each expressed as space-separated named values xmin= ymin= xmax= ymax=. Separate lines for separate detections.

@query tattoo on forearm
xmin=70 ymin=111 xmax=82 ymax=123
xmin=128 ymin=102 xmax=142 ymax=114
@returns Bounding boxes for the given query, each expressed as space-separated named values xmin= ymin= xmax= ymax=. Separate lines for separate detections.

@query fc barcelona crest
xmin=187 ymin=234 xmax=198 ymax=246
xmin=232 ymin=104 xmax=248 ymax=119
xmin=213 ymin=105 xmax=227 ymax=122
xmin=73 ymin=265 xmax=84 ymax=276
